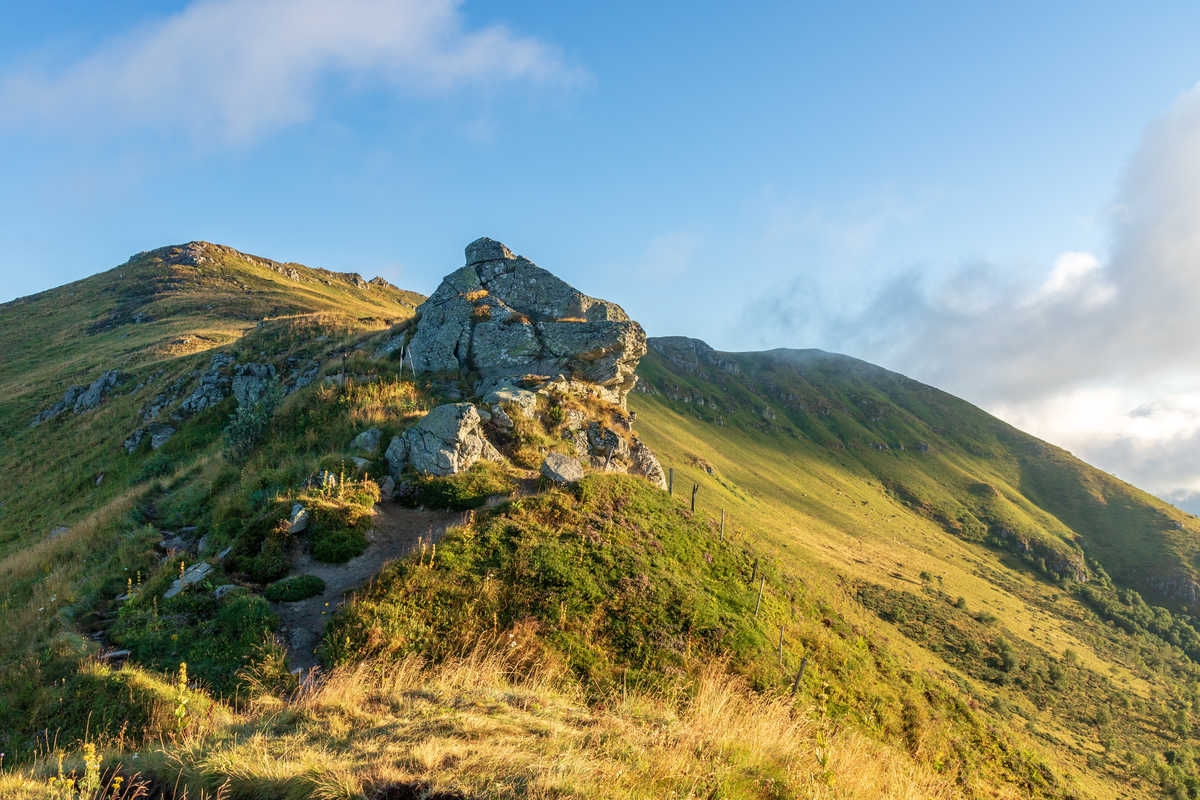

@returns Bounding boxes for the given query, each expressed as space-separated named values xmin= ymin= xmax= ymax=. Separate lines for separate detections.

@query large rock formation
xmin=385 ymin=403 xmax=503 ymax=478
xmin=407 ymin=238 xmax=646 ymax=406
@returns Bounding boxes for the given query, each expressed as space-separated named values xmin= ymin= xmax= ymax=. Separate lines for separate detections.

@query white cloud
xmin=741 ymin=82 xmax=1200 ymax=505
xmin=0 ymin=0 xmax=581 ymax=144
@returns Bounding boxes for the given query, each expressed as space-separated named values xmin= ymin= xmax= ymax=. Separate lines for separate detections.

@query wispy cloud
xmin=0 ymin=0 xmax=582 ymax=144
xmin=739 ymin=83 xmax=1200 ymax=504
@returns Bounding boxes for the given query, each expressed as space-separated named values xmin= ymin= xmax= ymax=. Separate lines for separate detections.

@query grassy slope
xmin=5 ymin=251 xmax=1200 ymax=798
xmin=632 ymin=339 xmax=1200 ymax=799
xmin=0 ymin=241 xmax=422 ymax=542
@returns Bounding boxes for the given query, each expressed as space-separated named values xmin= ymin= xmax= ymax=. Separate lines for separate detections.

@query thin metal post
xmin=754 ymin=577 xmax=765 ymax=617
xmin=668 ymin=468 xmax=674 ymax=496
xmin=691 ymin=483 xmax=698 ymax=512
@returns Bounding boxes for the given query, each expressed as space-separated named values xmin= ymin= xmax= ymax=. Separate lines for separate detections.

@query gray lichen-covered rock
xmin=180 ymin=354 xmax=234 ymax=415
xmin=149 ymin=424 xmax=176 ymax=450
xmin=72 ymin=370 xmax=121 ymax=413
xmin=350 ymin=427 xmax=383 ymax=455
xmin=287 ymin=503 xmax=309 ymax=534
xmin=164 ymin=561 xmax=214 ymax=599
xmin=385 ymin=403 xmax=503 ymax=477
xmin=32 ymin=369 xmax=122 ymax=425
xmin=407 ymin=238 xmax=646 ymax=406
xmin=629 ymin=439 xmax=668 ymax=490
xmin=232 ymin=363 xmax=276 ymax=407
xmin=541 ymin=452 xmax=584 ymax=484
xmin=481 ymin=382 xmax=538 ymax=419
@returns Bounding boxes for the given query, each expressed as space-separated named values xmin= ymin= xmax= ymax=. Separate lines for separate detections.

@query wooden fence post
xmin=791 ymin=655 xmax=808 ymax=696
xmin=754 ymin=577 xmax=765 ymax=617
xmin=691 ymin=483 xmax=698 ymax=513
xmin=668 ymin=468 xmax=674 ymax=496
xmin=751 ymin=558 xmax=758 ymax=584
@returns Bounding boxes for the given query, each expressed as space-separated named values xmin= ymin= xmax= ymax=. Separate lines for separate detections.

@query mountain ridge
xmin=3 ymin=240 xmax=1200 ymax=798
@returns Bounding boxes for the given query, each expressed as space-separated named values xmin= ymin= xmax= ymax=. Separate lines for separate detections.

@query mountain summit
xmin=406 ymin=237 xmax=646 ymax=405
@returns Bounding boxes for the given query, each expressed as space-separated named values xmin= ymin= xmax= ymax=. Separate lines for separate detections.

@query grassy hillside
xmin=632 ymin=337 xmax=1200 ymax=799
xmin=0 ymin=241 xmax=422 ymax=540
xmin=3 ymin=249 xmax=1200 ymax=798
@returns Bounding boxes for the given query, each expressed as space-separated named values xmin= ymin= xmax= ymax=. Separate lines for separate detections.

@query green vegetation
xmin=401 ymin=460 xmax=517 ymax=510
xmin=264 ymin=574 xmax=326 ymax=602
xmin=5 ymin=251 xmax=1200 ymax=798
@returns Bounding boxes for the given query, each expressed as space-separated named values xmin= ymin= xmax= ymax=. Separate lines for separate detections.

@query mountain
xmin=2 ymin=240 xmax=1200 ymax=800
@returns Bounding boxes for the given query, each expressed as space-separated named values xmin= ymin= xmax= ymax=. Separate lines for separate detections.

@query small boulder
xmin=541 ymin=452 xmax=584 ymax=484
xmin=287 ymin=503 xmax=309 ymax=534
xmin=213 ymin=584 xmax=245 ymax=600
xmin=164 ymin=561 xmax=214 ymax=599
xmin=630 ymin=440 xmax=668 ymax=490
xmin=350 ymin=457 xmax=372 ymax=472
xmin=350 ymin=427 xmax=383 ymax=455
xmin=149 ymin=424 xmax=176 ymax=450
xmin=232 ymin=363 xmax=276 ymax=408
xmin=379 ymin=475 xmax=396 ymax=502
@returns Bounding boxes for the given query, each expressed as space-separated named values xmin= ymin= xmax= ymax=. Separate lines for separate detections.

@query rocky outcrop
xmin=385 ymin=403 xmax=503 ymax=477
xmin=350 ymin=427 xmax=383 ymax=455
xmin=406 ymin=238 xmax=646 ymax=406
xmin=231 ymin=363 xmax=276 ymax=407
xmin=180 ymin=354 xmax=234 ymax=415
xmin=629 ymin=439 xmax=668 ymax=490
xmin=31 ymin=369 xmax=122 ymax=425
xmin=541 ymin=453 xmax=584 ymax=484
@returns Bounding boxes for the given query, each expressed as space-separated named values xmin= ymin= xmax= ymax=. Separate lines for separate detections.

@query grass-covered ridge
xmin=5 ymin=248 xmax=1200 ymax=798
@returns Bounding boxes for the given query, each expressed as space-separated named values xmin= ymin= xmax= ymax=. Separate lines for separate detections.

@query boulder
xmin=541 ymin=452 xmax=584 ymax=484
xmin=148 ymin=424 xmax=176 ymax=450
xmin=350 ymin=456 xmax=372 ymax=472
xmin=378 ymin=475 xmax=396 ymax=502
xmin=385 ymin=403 xmax=503 ymax=477
xmin=586 ymin=422 xmax=630 ymax=463
xmin=164 ymin=561 xmax=214 ymax=599
xmin=481 ymin=382 xmax=539 ymax=419
xmin=32 ymin=370 xmax=121 ymax=425
xmin=287 ymin=503 xmax=309 ymax=534
xmin=630 ymin=439 xmax=669 ymax=490
xmin=72 ymin=370 xmax=121 ymax=413
xmin=180 ymin=354 xmax=234 ymax=415
xmin=232 ymin=363 xmax=276 ymax=407
xmin=406 ymin=238 xmax=647 ymax=406
xmin=213 ymin=584 xmax=245 ymax=600
xmin=350 ymin=427 xmax=383 ymax=455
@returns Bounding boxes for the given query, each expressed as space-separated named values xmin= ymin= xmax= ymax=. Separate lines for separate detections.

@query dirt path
xmin=274 ymin=504 xmax=470 ymax=674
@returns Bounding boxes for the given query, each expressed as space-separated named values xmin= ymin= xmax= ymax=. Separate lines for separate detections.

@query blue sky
xmin=6 ymin=1 xmax=1200 ymax=506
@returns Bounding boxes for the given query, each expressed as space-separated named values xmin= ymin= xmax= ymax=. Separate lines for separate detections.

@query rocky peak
xmin=407 ymin=238 xmax=646 ymax=405
xmin=465 ymin=237 xmax=515 ymax=265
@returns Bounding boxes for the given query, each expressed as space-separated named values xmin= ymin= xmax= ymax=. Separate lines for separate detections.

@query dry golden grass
xmin=7 ymin=646 xmax=959 ymax=800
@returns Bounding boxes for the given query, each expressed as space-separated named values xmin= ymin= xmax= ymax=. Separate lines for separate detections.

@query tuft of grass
xmin=264 ymin=575 xmax=326 ymax=603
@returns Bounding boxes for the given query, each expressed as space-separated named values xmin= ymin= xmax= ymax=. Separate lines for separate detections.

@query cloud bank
xmin=0 ymin=0 xmax=579 ymax=143
xmin=746 ymin=84 xmax=1200 ymax=505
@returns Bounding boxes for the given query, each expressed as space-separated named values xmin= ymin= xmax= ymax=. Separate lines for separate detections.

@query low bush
xmin=265 ymin=574 xmax=326 ymax=602
xmin=407 ymin=461 xmax=515 ymax=511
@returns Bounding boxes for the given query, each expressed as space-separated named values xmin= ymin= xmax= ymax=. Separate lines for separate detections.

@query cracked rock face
xmin=407 ymin=238 xmax=646 ymax=406
xmin=385 ymin=403 xmax=503 ymax=478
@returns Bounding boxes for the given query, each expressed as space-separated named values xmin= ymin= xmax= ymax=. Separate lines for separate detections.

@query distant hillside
xmin=637 ymin=337 xmax=1200 ymax=610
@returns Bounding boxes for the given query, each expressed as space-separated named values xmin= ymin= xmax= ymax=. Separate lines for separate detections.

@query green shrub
xmin=407 ymin=461 xmax=515 ymax=511
xmin=223 ymin=382 xmax=284 ymax=462
xmin=265 ymin=574 xmax=326 ymax=602
xmin=312 ymin=527 xmax=367 ymax=563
